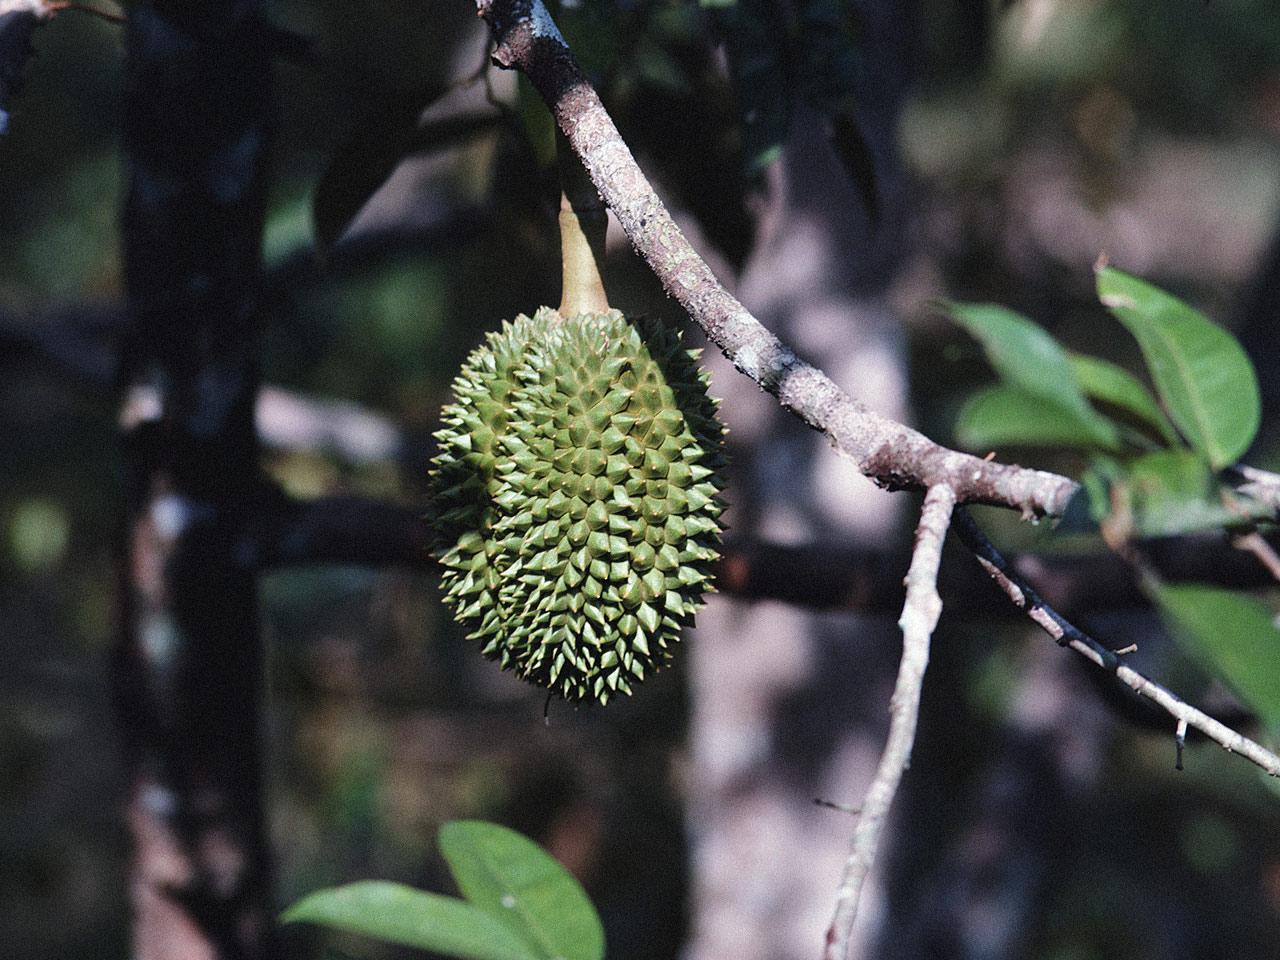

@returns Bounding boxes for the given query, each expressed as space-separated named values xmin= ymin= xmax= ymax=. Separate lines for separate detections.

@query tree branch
xmin=824 ymin=485 xmax=956 ymax=960
xmin=953 ymin=508 xmax=1280 ymax=778
xmin=474 ymin=0 xmax=1076 ymax=518
xmin=255 ymin=493 xmax=433 ymax=569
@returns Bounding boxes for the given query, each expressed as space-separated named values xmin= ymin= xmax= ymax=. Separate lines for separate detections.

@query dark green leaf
xmin=281 ymin=881 xmax=539 ymax=960
xmin=1153 ymin=582 xmax=1280 ymax=727
xmin=828 ymin=109 xmax=879 ymax=226
xmin=1067 ymin=352 xmax=1180 ymax=445
xmin=440 ymin=821 xmax=605 ymax=960
xmin=1122 ymin=449 xmax=1239 ymax=537
xmin=1058 ymin=462 xmax=1113 ymax=531
xmin=712 ymin=0 xmax=790 ymax=175
xmin=312 ymin=87 xmax=446 ymax=252
xmin=956 ymin=385 xmax=1113 ymax=451
xmin=944 ymin=301 xmax=1120 ymax=449
xmin=1096 ymin=267 xmax=1261 ymax=468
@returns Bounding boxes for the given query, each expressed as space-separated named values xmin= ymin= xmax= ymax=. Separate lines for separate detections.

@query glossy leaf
xmin=1096 ymin=267 xmax=1260 ymax=468
xmin=1153 ymin=582 xmax=1280 ymax=728
xmin=440 ymin=821 xmax=605 ymax=960
xmin=944 ymin=301 xmax=1119 ymax=449
xmin=1068 ymin=352 xmax=1180 ymax=445
xmin=956 ymin=385 xmax=1112 ymax=451
xmin=281 ymin=881 xmax=538 ymax=960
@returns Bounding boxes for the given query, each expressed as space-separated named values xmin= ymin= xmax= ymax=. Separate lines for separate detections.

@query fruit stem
xmin=557 ymin=129 xmax=610 ymax=316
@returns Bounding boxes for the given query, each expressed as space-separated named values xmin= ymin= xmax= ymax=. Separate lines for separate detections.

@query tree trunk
xmin=113 ymin=3 xmax=274 ymax=958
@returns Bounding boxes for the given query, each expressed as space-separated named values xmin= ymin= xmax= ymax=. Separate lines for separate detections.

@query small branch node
xmin=814 ymin=799 xmax=861 ymax=816
xmin=1175 ymin=718 xmax=1188 ymax=771
xmin=1112 ymin=643 xmax=1139 ymax=656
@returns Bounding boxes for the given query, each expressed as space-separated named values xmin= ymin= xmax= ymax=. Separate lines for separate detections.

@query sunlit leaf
xmin=1153 ymin=582 xmax=1280 ymax=728
xmin=1096 ymin=267 xmax=1260 ymax=469
xmin=1068 ymin=352 xmax=1180 ymax=446
xmin=281 ymin=882 xmax=538 ymax=960
xmin=440 ymin=821 xmax=605 ymax=960
xmin=956 ymin=385 xmax=1112 ymax=451
xmin=944 ymin=301 xmax=1120 ymax=450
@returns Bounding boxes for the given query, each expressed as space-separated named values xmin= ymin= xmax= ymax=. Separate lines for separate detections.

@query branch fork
xmin=473 ymin=0 xmax=1280 ymax=952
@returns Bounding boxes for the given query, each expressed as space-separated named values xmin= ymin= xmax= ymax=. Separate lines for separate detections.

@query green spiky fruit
xmin=430 ymin=307 xmax=725 ymax=703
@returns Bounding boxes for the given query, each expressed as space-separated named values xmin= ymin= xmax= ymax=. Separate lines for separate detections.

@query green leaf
xmin=712 ymin=0 xmax=790 ymax=176
xmin=281 ymin=882 xmax=539 ymax=960
xmin=944 ymin=302 xmax=1119 ymax=449
xmin=956 ymin=385 xmax=1114 ymax=452
xmin=440 ymin=821 xmax=605 ymax=960
xmin=312 ymin=86 xmax=446 ymax=253
xmin=1096 ymin=267 xmax=1261 ymax=468
xmin=1122 ymin=449 xmax=1240 ymax=537
xmin=1153 ymin=583 xmax=1280 ymax=728
xmin=1067 ymin=352 xmax=1180 ymax=446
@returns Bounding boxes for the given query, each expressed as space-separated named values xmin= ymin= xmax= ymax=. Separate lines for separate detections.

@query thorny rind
xmin=476 ymin=0 xmax=1080 ymax=519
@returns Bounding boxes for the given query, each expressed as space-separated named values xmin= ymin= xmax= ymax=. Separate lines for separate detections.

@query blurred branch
xmin=255 ymin=493 xmax=433 ymax=568
xmin=264 ymin=203 xmax=496 ymax=292
xmin=1227 ymin=464 xmax=1280 ymax=515
xmin=475 ymin=0 xmax=1077 ymax=518
xmin=1232 ymin=530 xmax=1280 ymax=584
xmin=953 ymin=508 xmax=1280 ymax=777
xmin=825 ymin=485 xmax=956 ymax=960
xmin=255 ymin=386 xmax=405 ymax=464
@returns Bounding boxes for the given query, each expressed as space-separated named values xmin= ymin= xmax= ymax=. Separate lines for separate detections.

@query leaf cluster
xmin=942 ymin=268 xmax=1280 ymax=731
xmin=283 ymin=820 xmax=606 ymax=960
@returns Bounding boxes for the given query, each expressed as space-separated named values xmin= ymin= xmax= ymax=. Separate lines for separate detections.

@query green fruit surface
xmin=430 ymin=308 xmax=726 ymax=703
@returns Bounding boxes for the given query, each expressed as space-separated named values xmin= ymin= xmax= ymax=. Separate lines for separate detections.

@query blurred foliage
xmin=2 ymin=1 xmax=1280 ymax=959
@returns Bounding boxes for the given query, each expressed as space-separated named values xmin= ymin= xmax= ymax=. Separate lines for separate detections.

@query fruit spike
xmin=429 ymin=308 xmax=726 ymax=703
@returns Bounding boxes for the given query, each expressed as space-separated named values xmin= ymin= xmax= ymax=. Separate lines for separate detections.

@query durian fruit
xmin=430 ymin=306 xmax=725 ymax=703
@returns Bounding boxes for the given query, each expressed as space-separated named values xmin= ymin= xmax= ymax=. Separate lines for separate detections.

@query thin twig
xmin=474 ymin=0 xmax=1077 ymax=519
xmin=823 ymin=485 xmax=956 ymax=960
xmin=1229 ymin=464 xmax=1280 ymax=515
xmin=954 ymin=508 xmax=1280 ymax=778
xmin=1232 ymin=530 xmax=1280 ymax=584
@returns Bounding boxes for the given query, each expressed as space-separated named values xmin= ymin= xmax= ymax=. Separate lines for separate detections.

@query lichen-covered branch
xmin=953 ymin=508 xmax=1280 ymax=778
xmin=474 ymin=0 xmax=1077 ymax=518
xmin=823 ymin=485 xmax=956 ymax=960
